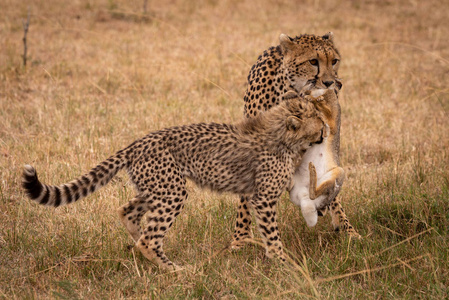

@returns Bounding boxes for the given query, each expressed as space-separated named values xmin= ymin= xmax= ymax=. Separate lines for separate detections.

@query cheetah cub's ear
xmin=322 ymin=32 xmax=334 ymax=43
xmin=283 ymin=90 xmax=299 ymax=100
xmin=279 ymin=33 xmax=295 ymax=54
xmin=286 ymin=116 xmax=303 ymax=132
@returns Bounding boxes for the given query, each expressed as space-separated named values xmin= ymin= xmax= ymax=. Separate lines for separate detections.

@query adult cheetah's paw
xmin=230 ymin=239 xmax=248 ymax=250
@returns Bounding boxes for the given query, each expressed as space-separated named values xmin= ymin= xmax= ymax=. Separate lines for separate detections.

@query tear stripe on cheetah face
xmin=22 ymin=97 xmax=326 ymax=270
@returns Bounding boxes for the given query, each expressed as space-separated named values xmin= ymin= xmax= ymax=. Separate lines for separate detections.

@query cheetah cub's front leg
xmin=230 ymin=195 xmax=253 ymax=250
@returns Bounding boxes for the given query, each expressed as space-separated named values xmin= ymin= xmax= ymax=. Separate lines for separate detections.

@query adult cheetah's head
xmin=279 ymin=33 xmax=342 ymax=98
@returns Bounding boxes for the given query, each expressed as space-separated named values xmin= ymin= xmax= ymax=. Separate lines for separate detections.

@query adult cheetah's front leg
xmin=329 ymin=196 xmax=361 ymax=238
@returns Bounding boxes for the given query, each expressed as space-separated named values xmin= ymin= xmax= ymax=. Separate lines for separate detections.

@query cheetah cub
xmin=22 ymin=97 xmax=327 ymax=270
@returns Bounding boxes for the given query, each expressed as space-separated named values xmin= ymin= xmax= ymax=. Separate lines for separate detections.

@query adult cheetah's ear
xmin=322 ymin=32 xmax=334 ymax=43
xmin=286 ymin=116 xmax=303 ymax=132
xmin=279 ymin=34 xmax=294 ymax=54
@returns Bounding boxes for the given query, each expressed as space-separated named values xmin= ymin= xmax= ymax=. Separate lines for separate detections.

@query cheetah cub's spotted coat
xmin=23 ymin=97 xmax=326 ymax=270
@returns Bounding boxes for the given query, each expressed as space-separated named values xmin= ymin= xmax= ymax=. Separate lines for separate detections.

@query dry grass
xmin=1 ymin=0 xmax=448 ymax=298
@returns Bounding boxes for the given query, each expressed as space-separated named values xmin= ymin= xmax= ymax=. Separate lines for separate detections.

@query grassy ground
xmin=1 ymin=0 xmax=448 ymax=298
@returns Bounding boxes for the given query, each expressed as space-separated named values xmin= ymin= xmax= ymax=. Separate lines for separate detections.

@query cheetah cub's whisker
xmin=22 ymin=96 xmax=327 ymax=270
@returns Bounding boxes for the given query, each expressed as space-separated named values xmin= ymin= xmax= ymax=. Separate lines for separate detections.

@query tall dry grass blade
xmin=245 ymin=261 xmax=284 ymax=293
xmin=396 ymin=257 xmax=416 ymax=271
xmin=89 ymin=80 xmax=107 ymax=95
xmin=132 ymin=248 xmax=142 ymax=277
xmin=42 ymin=67 xmax=56 ymax=82
xmin=316 ymin=254 xmax=431 ymax=283
xmin=369 ymin=227 xmax=433 ymax=258
xmin=191 ymin=71 xmax=232 ymax=98
xmin=377 ymin=224 xmax=406 ymax=237
xmin=196 ymin=245 xmax=229 ymax=270
xmin=237 ymin=238 xmax=319 ymax=297
xmin=368 ymin=42 xmax=449 ymax=65
xmin=22 ymin=262 xmax=63 ymax=280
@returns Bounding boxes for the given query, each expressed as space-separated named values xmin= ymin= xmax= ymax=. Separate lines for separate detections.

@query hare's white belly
xmin=290 ymin=140 xmax=331 ymax=227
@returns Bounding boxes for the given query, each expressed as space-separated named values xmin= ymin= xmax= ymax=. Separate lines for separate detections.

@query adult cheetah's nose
xmin=323 ymin=81 xmax=334 ymax=88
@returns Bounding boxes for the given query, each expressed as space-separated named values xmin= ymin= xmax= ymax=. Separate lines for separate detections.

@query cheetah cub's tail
xmin=22 ymin=150 xmax=129 ymax=207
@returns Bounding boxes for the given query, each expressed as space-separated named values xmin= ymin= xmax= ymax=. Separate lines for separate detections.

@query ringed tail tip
xmin=22 ymin=164 xmax=43 ymax=201
xmin=23 ymin=164 xmax=36 ymax=176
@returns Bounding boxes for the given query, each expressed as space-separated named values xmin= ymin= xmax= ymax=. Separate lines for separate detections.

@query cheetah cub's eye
xmin=332 ymin=59 xmax=339 ymax=66
xmin=309 ymin=59 xmax=318 ymax=66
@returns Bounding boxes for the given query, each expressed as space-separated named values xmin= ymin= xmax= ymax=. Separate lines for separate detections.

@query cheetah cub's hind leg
xmin=135 ymin=191 xmax=188 ymax=271
xmin=118 ymin=189 xmax=188 ymax=270
xmin=118 ymin=196 xmax=149 ymax=242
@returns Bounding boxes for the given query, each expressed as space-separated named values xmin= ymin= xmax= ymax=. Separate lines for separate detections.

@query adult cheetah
xmin=232 ymin=33 xmax=360 ymax=249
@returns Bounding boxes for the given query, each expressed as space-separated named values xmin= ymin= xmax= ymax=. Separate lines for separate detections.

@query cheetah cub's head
xmin=279 ymin=33 xmax=343 ymax=98
xmin=282 ymin=96 xmax=327 ymax=151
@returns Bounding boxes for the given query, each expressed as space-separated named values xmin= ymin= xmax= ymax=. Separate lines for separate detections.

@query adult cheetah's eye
xmin=309 ymin=59 xmax=318 ymax=66
xmin=332 ymin=59 xmax=339 ymax=66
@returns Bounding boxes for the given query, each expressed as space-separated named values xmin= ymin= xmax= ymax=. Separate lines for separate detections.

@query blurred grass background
xmin=0 ymin=0 xmax=448 ymax=298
